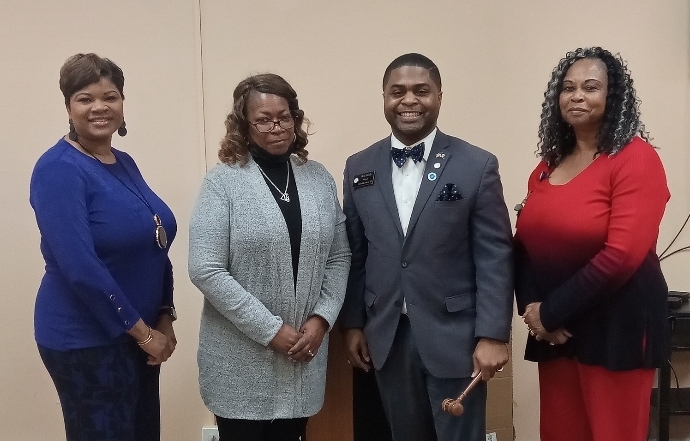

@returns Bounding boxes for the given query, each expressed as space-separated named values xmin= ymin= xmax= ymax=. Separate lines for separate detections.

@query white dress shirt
xmin=391 ymin=128 xmax=437 ymax=313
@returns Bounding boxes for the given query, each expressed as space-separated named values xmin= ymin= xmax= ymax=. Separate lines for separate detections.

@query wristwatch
xmin=159 ymin=306 xmax=177 ymax=321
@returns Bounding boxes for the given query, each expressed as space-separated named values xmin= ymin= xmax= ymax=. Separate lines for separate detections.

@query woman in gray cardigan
xmin=188 ymin=73 xmax=351 ymax=441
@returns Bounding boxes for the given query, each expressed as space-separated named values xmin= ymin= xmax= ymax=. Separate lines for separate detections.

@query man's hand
xmin=343 ymin=328 xmax=371 ymax=371
xmin=472 ymin=338 xmax=509 ymax=380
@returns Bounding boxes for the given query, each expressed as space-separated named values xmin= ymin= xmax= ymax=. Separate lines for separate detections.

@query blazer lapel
xmin=405 ymin=131 xmax=451 ymax=241
xmin=376 ymin=138 xmax=404 ymax=237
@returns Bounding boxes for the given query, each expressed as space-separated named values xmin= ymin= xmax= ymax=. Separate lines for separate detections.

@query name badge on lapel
xmin=353 ymin=171 xmax=375 ymax=189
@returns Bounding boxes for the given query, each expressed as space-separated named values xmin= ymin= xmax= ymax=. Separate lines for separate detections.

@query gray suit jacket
xmin=188 ymin=157 xmax=350 ymax=419
xmin=340 ymin=130 xmax=513 ymax=378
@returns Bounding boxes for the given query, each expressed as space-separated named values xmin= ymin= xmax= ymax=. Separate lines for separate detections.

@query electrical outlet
xmin=202 ymin=426 xmax=219 ymax=441
xmin=486 ymin=433 xmax=498 ymax=441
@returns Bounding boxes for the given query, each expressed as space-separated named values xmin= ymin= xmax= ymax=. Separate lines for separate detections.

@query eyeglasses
xmin=249 ymin=116 xmax=295 ymax=133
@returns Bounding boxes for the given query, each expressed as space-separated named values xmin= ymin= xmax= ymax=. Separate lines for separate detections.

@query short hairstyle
xmin=218 ymin=73 xmax=309 ymax=165
xmin=537 ymin=47 xmax=649 ymax=165
xmin=382 ymin=53 xmax=442 ymax=90
xmin=59 ymin=53 xmax=125 ymax=107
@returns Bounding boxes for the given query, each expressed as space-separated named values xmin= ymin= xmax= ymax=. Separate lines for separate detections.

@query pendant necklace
xmin=257 ymin=161 xmax=291 ymax=202
xmin=79 ymin=142 xmax=168 ymax=249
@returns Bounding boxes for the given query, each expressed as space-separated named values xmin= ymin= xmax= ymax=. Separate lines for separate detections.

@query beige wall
xmin=2 ymin=1 xmax=689 ymax=441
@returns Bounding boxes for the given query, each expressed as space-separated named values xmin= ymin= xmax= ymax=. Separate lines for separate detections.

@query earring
xmin=118 ymin=120 xmax=127 ymax=137
xmin=68 ymin=119 xmax=78 ymax=141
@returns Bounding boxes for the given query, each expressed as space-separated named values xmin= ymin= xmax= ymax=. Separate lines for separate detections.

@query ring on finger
xmin=529 ymin=329 xmax=535 ymax=336
xmin=307 ymin=350 xmax=315 ymax=357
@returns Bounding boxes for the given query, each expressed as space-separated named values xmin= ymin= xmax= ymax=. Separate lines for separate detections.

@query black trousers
xmin=353 ymin=366 xmax=393 ymax=441
xmin=215 ymin=415 xmax=308 ymax=441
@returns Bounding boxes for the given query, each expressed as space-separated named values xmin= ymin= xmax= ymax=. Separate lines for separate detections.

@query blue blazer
xmin=339 ymin=130 xmax=513 ymax=378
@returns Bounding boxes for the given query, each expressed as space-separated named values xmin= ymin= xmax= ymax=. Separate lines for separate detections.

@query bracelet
xmin=137 ymin=326 xmax=153 ymax=346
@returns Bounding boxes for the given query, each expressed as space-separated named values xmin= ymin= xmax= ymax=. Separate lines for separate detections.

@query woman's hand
xmin=522 ymin=302 xmax=546 ymax=338
xmin=540 ymin=328 xmax=572 ymax=346
xmin=269 ymin=323 xmax=302 ymax=357
xmin=142 ymin=329 xmax=176 ymax=365
xmin=523 ymin=303 xmax=573 ymax=345
xmin=155 ymin=314 xmax=177 ymax=346
xmin=149 ymin=314 xmax=177 ymax=364
xmin=288 ymin=315 xmax=329 ymax=363
xmin=128 ymin=319 xmax=175 ymax=365
xmin=545 ymin=328 xmax=572 ymax=345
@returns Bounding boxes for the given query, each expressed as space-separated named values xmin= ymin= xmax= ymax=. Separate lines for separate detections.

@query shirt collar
xmin=390 ymin=127 xmax=437 ymax=162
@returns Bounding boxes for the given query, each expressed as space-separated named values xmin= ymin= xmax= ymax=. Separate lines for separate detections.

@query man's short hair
xmin=382 ymin=53 xmax=442 ymax=90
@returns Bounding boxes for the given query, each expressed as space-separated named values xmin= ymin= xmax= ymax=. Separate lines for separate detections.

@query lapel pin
xmin=428 ymin=172 xmax=437 ymax=181
xmin=433 ymin=163 xmax=441 ymax=169
xmin=435 ymin=153 xmax=445 ymax=159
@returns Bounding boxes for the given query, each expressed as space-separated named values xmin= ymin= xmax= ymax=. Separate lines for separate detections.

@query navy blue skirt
xmin=38 ymin=339 xmax=161 ymax=441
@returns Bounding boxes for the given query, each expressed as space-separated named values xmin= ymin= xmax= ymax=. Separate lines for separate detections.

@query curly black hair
xmin=537 ymin=47 xmax=649 ymax=165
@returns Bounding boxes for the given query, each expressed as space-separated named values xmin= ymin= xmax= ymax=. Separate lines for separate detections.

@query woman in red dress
xmin=515 ymin=47 xmax=669 ymax=441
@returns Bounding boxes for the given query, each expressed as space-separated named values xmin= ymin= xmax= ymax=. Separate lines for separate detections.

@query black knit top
xmin=250 ymin=145 xmax=302 ymax=287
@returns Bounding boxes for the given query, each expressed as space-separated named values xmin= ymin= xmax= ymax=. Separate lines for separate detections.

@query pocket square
xmin=436 ymin=183 xmax=463 ymax=201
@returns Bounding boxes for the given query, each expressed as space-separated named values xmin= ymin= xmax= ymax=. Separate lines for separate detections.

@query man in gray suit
xmin=340 ymin=53 xmax=513 ymax=441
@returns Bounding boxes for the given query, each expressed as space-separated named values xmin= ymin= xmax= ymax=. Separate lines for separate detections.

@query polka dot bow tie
xmin=391 ymin=142 xmax=425 ymax=168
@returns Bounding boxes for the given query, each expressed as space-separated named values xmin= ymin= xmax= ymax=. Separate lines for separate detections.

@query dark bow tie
xmin=391 ymin=142 xmax=425 ymax=168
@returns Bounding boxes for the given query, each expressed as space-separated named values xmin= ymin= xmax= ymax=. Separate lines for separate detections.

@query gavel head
xmin=442 ymin=374 xmax=483 ymax=417
xmin=441 ymin=398 xmax=465 ymax=416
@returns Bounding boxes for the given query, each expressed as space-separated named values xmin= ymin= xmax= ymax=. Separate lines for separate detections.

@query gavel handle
xmin=442 ymin=374 xmax=486 ymax=415
xmin=451 ymin=374 xmax=483 ymax=402
xmin=459 ymin=374 xmax=483 ymax=400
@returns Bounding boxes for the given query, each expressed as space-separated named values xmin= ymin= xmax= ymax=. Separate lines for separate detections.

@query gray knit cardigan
xmin=188 ymin=156 xmax=351 ymax=420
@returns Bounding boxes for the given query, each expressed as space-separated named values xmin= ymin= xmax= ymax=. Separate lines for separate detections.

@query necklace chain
xmin=257 ymin=162 xmax=290 ymax=202
xmin=75 ymin=140 xmax=168 ymax=248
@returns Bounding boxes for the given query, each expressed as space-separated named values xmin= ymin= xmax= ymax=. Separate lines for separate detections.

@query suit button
xmin=401 ymin=262 xmax=408 ymax=268
xmin=394 ymin=300 xmax=402 ymax=307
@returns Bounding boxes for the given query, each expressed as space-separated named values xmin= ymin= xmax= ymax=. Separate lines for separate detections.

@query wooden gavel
xmin=441 ymin=375 xmax=483 ymax=416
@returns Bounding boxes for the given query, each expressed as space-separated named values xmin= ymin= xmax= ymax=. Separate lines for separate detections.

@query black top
xmin=250 ymin=144 xmax=302 ymax=287
xmin=515 ymin=247 xmax=669 ymax=370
